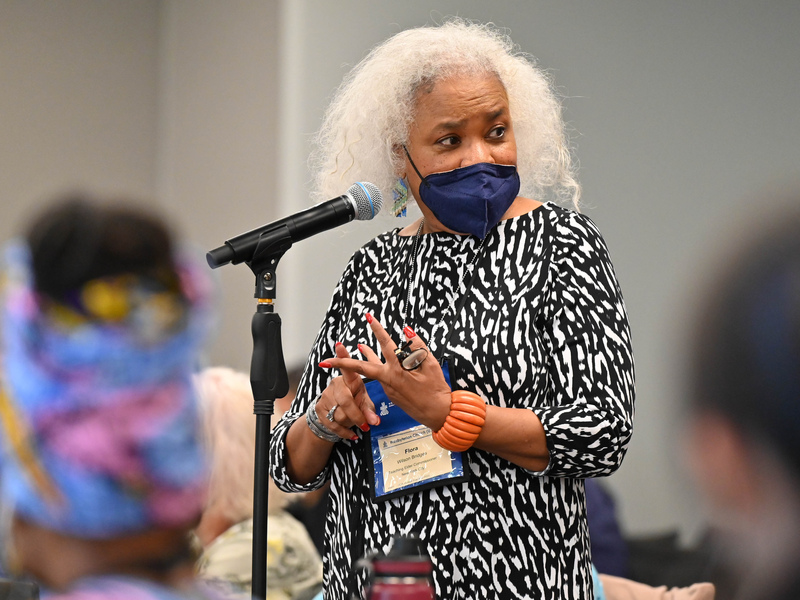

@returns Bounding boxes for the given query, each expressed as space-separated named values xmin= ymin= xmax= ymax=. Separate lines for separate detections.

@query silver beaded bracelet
xmin=306 ymin=397 xmax=341 ymax=443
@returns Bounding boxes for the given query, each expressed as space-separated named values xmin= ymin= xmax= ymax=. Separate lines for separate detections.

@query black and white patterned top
xmin=270 ymin=202 xmax=635 ymax=599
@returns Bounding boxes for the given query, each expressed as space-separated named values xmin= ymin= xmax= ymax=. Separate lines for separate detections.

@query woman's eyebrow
xmin=432 ymin=108 xmax=508 ymax=132
xmin=432 ymin=118 xmax=467 ymax=131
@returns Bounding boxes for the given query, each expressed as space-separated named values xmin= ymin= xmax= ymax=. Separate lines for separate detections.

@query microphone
xmin=207 ymin=182 xmax=383 ymax=268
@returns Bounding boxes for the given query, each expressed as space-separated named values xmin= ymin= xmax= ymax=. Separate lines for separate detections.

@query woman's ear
xmin=391 ymin=144 xmax=407 ymax=178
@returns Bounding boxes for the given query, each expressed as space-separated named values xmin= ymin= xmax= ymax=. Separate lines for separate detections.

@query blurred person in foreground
xmin=0 ymin=196 xmax=220 ymax=599
xmin=194 ymin=366 xmax=323 ymax=600
xmin=684 ymin=200 xmax=800 ymax=600
xmin=269 ymin=18 xmax=635 ymax=599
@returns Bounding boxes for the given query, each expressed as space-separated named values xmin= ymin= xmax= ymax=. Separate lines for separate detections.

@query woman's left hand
xmin=320 ymin=313 xmax=452 ymax=431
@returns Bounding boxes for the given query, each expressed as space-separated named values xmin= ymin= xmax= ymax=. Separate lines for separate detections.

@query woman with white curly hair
xmin=270 ymin=19 xmax=635 ymax=599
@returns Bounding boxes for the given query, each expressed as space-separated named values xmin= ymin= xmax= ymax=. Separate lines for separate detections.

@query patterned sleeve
xmin=534 ymin=211 xmax=635 ymax=478
xmin=269 ymin=249 xmax=363 ymax=493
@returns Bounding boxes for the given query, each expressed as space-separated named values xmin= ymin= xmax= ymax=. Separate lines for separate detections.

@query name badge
xmin=363 ymin=360 xmax=469 ymax=501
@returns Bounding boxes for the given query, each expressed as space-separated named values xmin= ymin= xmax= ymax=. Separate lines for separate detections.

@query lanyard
xmin=402 ymin=220 xmax=489 ymax=362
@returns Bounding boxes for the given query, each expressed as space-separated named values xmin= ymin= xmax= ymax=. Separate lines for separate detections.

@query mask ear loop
xmin=402 ymin=146 xmax=430 ymax=189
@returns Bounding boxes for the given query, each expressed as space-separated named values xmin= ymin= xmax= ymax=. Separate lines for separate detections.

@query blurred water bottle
xmin=363 ymin=535 xmax=435 ymax=600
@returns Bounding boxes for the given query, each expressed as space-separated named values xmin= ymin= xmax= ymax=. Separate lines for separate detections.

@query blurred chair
xmin=0 ymin=579 xmax=39 ymax=600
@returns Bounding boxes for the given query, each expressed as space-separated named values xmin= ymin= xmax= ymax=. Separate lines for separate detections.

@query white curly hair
xmin=310 ymin=18 xmax=580 ymax=211
xmin=194 ymin=366 xmax=288 ymax=525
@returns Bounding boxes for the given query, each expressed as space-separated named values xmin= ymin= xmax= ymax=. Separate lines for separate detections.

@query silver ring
xmin=326 ymin=404 xmax=338 ymax=422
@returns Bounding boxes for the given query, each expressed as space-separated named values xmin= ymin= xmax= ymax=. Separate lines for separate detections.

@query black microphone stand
xmin=243 ymin=226 xmax=293 ymax=599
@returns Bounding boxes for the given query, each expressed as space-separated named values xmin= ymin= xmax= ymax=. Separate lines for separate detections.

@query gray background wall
xmin=2 ymin=0 xmax=799 ymax=542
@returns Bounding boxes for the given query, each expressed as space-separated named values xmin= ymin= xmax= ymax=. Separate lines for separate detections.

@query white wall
xmin=157 ymin=0 xmax=281 ymax=373
xmin=0 ymin=0 xmax=160 ymax=236
xmin=0 ymin=0 xmax=281 ymax=375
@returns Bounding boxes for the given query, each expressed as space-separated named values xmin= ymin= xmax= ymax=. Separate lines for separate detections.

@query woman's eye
xmin=488 ymin=126 xmax=506 ymax=139
xmin=437 ymin=135 xmax=460 ymax=146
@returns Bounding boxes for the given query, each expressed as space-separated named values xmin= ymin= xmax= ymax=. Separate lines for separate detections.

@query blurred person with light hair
xmin=194 ymin=366 xmax=322 ymax=600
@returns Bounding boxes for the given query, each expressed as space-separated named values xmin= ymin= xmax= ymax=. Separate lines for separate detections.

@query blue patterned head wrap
xmin=0 ymin=240 xmax=213 ymax=538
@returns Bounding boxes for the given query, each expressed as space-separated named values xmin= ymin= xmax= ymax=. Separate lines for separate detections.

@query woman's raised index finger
xmin=365 ymin=313 xmax=398 ymax=364
xmin=321 ymin=356 xmax=383 ymax=381
xmin=334 ymin=342 xmax=361 ymax=385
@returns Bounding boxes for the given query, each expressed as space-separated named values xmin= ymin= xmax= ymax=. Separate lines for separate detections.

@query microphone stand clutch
xmin=246 ymin=230 xmax=291 ymax=599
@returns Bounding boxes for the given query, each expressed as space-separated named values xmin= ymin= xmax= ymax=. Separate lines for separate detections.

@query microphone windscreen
xmin=348 ymin=182 xmax=383 ymax=220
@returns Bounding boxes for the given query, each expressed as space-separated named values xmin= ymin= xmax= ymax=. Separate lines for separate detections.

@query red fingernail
xmin=319 ymin=361 xmax=332 ymax=368
xmin=359 ymin=423 xmax=370 ymax=432
xmin=335 ymin=341 xmax=343 ymax=348
xmin=357 ymin=343 xmax=366 ymax=353
xmin=350 ymin=435 xmax=359 ymax=441
xmin=365 ymin=312 xmax=373 ymax=323
xmin=403 ymin=326 xmax=416 ymax=339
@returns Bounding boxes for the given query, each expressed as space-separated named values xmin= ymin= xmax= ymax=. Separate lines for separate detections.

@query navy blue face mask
xmin=404 ymin=146 xmax=521 ymax=239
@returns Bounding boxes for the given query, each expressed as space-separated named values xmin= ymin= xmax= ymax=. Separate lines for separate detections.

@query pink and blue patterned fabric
xmin=41 ymin=574 xmax=228 ymax=600
xmin=0 ymin=241 xmax=213 ymax=538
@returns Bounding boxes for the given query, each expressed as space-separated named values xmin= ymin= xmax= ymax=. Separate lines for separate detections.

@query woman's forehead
xmin=412 ymin=74 xmax=509 ymax=123
xmin=414 ymin=70 xmax=505 ymax=99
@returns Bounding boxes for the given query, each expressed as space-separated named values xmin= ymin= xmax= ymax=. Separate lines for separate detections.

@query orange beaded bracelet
xmin=431 ymin=390 xmax=487 ymax=452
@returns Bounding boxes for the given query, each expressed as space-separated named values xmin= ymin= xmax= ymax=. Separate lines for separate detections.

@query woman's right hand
xmin=285 ymin=342 xmax=380 ymax=485
xmin=316 ymin=342 xmax=381 ymax=438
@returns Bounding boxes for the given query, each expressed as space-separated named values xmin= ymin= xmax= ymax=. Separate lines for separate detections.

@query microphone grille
xmin=347 ymin=182 xmax=383 ymax=221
